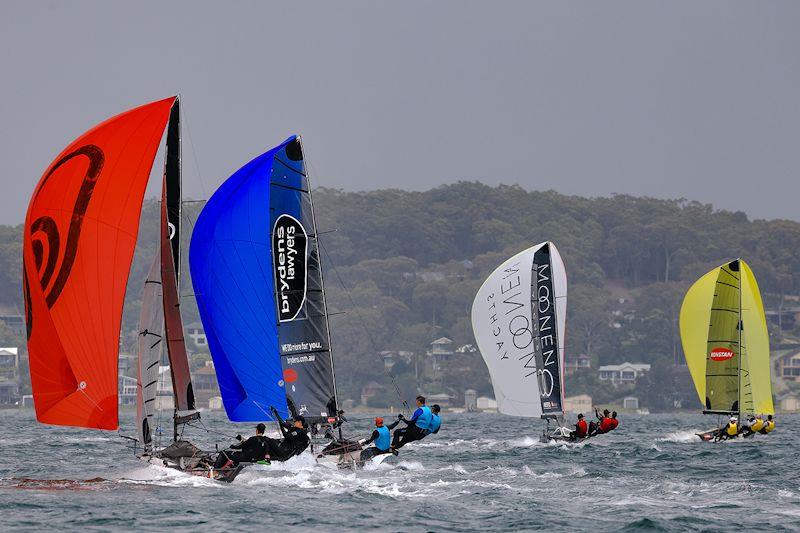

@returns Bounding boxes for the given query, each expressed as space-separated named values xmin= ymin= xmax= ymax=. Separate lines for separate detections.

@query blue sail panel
xmin=189 ymin=144 xmax=288 ymax=421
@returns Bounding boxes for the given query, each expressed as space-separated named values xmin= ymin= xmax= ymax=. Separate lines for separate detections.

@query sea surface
xmin=0 ymin=409 xmax=797 ymax=532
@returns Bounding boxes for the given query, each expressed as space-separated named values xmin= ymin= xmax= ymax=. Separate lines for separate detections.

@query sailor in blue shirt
xmin=427 ymin=404 xmax=442 ymax=435
xmin=359 ymin=416 xmax=400 ymax=461
xmin=391 ymin=395 xmax=435 ymax=449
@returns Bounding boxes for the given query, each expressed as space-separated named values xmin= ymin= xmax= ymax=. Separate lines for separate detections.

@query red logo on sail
xmin=283 ymin=368 xmax=298 ymax=383
xmin=710 ymin=347 xmax=735 ymax=361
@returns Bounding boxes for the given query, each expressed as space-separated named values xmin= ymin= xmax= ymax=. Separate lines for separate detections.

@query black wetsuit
xmin=264 ymin=418 xmax=310 ymax=461
xmin=391 ymin=413 xmax=427 ymax=449
xmin=214 ymin=435 xmax=269 ymax=468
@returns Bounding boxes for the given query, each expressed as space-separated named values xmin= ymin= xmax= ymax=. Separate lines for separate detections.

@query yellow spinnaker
xmin=679 ymin=259 xmax=773 ymax=415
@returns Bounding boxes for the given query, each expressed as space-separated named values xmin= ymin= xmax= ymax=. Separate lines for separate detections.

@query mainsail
xmin=23 ymin=97 xmax=176 ymax=430
xmin=190 ymin=136 xmax=338 ymax=423
xmin=471 ymin=242 xmax=567 ymax=419
xmin=136 ymin=254 xmax=164 ymax=450
xmin=679 ymin=259 xmax=774 ymax=416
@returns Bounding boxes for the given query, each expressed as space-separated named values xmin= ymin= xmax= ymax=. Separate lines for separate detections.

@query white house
xmin=477 ymin=396 xmax=498 ymax=411
xmin=598 ymin=362 xmax=651 ymax=385
xmin=563 ymin=394 xmax=592 ymax=414
xmin=118 ymin=375 xmax=137 ymax=406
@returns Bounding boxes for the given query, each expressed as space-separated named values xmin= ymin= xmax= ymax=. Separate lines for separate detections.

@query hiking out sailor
xmin=715 ymin=416 xmax=739 ymax=441
xmin=607 ymin=411 xmax=619 ymax=431
xmin=742 ymin=415 xmax=763 ymax=436
xmin=570 ymin=413 xmax=588 ymax=441
xmin=759 ymin=414 xmax=775 ymax=435
xmin=262 ymin=406 xmax=311 ymax=461
xmin=213 ymin=423 xmax=269 ymax=468
xmin=588 ymin=408 xmax=611 ymax=437
xmin=427 ymin=404 xmax=442 ymax=436
xmin=391 ymin=395 xmax=433 ymax=450
xmin=359 ymin=417 xmax=400 ymax=461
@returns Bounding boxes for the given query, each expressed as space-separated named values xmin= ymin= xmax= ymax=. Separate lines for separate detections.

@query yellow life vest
xmin=726 ymin=422 xmax=738 ymax=436
xmin=763 ymin=420 xmax=775 ymax=434
xmin=750 ymin=419 xmax=765 ymax=432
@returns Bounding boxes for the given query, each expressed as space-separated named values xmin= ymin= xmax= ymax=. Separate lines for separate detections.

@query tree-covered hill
xmin=5 ymin=182 xmax=800 ymax=410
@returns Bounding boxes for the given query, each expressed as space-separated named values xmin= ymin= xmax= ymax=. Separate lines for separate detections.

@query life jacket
xmin=607 ymin=418 xmax=619 ymax=430
xmin=762 ymin=420 xmax=775 ymax=434
xmin=375 ymin=426 xmax=391 ymax=450
xmin=428 ymin=414 xmax=441 ymax=434
xmin=414 ymin=406 xmax=433 ymax=431
xmin=726 ymin=422 xmax=738 ymax=436
xmin=575 ymin=419 xmax=588 ymax=437
xmin=599 ymin=417 xmax=615 ymax=433
xmin=750 ymin=418 xmax=765 ymax=432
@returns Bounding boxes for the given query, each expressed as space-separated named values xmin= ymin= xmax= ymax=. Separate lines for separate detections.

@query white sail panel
xmin=472 ymin=243 xmax=541 ymax=417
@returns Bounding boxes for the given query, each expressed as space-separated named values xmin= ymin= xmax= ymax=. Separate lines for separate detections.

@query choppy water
xmin=0 ymin=409 xmax=796 ymax=531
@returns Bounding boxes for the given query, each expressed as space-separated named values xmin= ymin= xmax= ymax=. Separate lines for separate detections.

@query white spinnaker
xmin=471 ymin=242 xmax=567 ymax=418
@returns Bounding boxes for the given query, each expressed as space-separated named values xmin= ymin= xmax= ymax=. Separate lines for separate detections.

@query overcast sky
xmin=1 ymin=1 xmax=798 ymax=225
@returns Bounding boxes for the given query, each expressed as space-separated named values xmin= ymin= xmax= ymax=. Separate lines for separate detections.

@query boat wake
xmin=2 ymin=477 xmax=111 ymax=491
xmin=656 ymin=430 xmax=702 ymax=443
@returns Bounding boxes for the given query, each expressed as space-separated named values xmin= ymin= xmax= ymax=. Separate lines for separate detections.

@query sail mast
xmin=737 ymin=258 xmax=743 ymax=419
xmin=160 ymin=97 xmax=197 ymax=441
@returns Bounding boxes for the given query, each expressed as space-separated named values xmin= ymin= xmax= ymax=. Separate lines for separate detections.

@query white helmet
xmin=730 ymin=416 xmax=738 ymax=422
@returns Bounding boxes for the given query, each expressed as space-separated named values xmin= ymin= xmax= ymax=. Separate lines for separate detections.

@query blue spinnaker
xmin=190 ymin=136 xmax=338 ymax=422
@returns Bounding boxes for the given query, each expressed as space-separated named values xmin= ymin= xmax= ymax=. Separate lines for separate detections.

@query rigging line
xmin=317 ymin=240 xmax=410 ymax=415
xmin=180 ymin=103 xmax=209 ymax=201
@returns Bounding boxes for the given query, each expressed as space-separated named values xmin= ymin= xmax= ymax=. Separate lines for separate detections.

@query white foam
xmin=656 ymin=430 xmax=701 ymax=443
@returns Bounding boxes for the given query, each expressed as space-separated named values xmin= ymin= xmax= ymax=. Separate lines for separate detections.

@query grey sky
xmin=1 ymin=1 xmax=798 ymax=225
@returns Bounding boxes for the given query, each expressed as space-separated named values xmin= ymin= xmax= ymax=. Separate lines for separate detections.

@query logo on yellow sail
xmin=710 ymin=347 xmax=734 ymax=361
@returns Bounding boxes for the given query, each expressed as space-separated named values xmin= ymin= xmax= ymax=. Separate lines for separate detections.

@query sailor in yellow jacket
xmin=715 ymin=416 xmax=739 ymax=441
xmin=759 ymin=414 xmax=776 ymax=435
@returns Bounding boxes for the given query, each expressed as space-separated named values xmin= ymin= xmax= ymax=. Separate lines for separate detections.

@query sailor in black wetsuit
xmin=391 ymin=395 xmax=434 ymax=450
xmin=214 ymin=423 xmax=269 ymax=468
xmin=263 ymin=406 xmax=310 ymax=461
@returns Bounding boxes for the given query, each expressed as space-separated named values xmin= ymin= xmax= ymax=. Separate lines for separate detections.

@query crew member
xmin=262 ymin=406 xmax=310 ymax=461
xmin=391 ymin=395 xmax=433 ymax=449
xmin=588 ymin=408 xmax=611 ymax=437
xmin=607 ymin=411 xmax=619 ymax=431
xmin=427 ymin=404 xmax=442 ymax=436
xmin=359 ymin=417 xmax=400 ymax=461
xmin=570 ymin=413 xmax=588 ymax=440
xmin=715 ymin=416 xmax=739 ymax=441
xmin=759 ymin=414 xmax=776 ymax=435
xmin=742 ymin=415 xmax=764 ymax=436
xmin=214 ymin=423 xmax=269 ymax=468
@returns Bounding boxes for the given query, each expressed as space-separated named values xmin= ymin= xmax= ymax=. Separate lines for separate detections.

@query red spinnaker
xmin=23 ymin=97 xmax=176 ymax=430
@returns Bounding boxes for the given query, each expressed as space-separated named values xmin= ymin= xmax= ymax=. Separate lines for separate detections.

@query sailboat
xmin=679 ymin=259 xmax=774 ymax=441
xmin=23 ymin=97 xmax=212 ymax=469
xmin=471 ymin=241 xmax=571 ymax=442
xmin=190 ymin=135 xmax=372 ymax=471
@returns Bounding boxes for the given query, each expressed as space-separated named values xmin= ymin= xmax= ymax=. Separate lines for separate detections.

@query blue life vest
xmin=428 ymin=414 xmax=441 ymax=434
xmin=375 ymin=426 xmax=391 ymax=450
xmin=414 ymin=406 xmax=433 ymax=431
